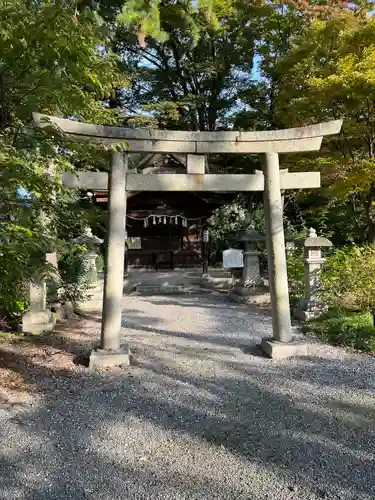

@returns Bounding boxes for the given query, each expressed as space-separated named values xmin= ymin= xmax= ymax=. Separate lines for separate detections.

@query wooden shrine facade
xmin=94 ymin=190 xmax=232 ymax=270
xmin=92 ymin=154 xmax=233 ymax=270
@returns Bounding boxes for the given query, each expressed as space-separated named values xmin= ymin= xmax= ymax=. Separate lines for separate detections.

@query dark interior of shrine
xmin=93 ymin=190 xmax=235 ymax=270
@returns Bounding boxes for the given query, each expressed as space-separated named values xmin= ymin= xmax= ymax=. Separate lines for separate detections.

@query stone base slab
xmin=200 ymin=276 xmax=232 ymax=290
xmin=261 ymin=337 xmax=309 ymax=359
xmin=229 ymin=290 xmax=271 ymax=307
xmin=294 ymin=299 xmax=327 ymax=321
xmin=89 ymin=345 xmax=131 ymax=369
xmin=22 ymin=309 xmax=56 ymax=334
xmin=294 ymin=309 xmax=316 ymax=321
xmin=135 ymin=284 xmax=206 ymax=295
xmin=51 ymin=301 xmax=74 ymax=322
xmin=232 ymin=284 xmax=269 ymax=297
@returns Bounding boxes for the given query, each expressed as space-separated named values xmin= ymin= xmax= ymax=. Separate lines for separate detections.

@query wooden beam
xmin=63 ymin=171 xmax=321 ymax=191
xmin=136 ymin=153 xmax=161 ymax=169
xmin=171 ymin=153 xmax=187 ymax=167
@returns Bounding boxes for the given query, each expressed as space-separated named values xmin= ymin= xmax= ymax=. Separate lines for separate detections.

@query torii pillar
xmin=261 ymin=153 xmax=294 ymax=358
xmin=90 ymin=152 xmax=131 ymax=367
xmin=32 ymin=113 xmax=342 ymax=364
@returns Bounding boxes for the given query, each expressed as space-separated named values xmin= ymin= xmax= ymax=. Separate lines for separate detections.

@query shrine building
xmin=92 ymin=153 xmax=234 ymax=270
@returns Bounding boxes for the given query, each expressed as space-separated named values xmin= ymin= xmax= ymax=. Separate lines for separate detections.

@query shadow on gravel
xmin=1 ymin=350 xmax=375 ymax=499
xmin=1 ymin=296 xmax=375 ymax=499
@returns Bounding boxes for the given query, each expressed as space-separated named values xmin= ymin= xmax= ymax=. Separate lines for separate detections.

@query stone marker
xmin=232 ymin=227 xmax=265 ymax=296
xmin=294 ymin=228 xmax=333 ymax=321
xmin=22 ymin=277 xmax=55 ymax=334
xmin=72 ymin=227 xmax=103 ymax=284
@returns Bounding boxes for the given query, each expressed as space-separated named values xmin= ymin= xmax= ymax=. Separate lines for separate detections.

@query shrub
xmin=322 ymin=245 xmax=375 ymax=311
xmin=304 ymin=309 xmax=375 ymax=353
xmin=0 ymin=226 xmax=42 ymax=325
xmin=208 ymin=199 xmax=265 ymax=264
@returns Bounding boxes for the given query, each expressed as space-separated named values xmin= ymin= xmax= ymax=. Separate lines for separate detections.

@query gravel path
xmin=1 ymin=290 xmax=375 ymax=500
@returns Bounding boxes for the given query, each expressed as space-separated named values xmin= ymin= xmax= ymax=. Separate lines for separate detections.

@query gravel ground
xmin=1 ymin=290 xmax=375 ymax=500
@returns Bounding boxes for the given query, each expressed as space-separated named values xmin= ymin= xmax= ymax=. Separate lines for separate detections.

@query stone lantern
xmin=294 ymin=228 xmax=333 ymax=320
xmin=232 ymin=227 xmax=266 ymax=296
xmin=72 ymin=227 xmax=104 ymax=284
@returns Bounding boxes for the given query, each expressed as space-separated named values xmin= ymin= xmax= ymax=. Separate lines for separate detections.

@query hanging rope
xmin=127 ymin=214 xmax=204 ymax=229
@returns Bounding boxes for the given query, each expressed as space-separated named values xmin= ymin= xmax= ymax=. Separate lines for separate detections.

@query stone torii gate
xmin=33 ymin=113 xmax=342 ymax=364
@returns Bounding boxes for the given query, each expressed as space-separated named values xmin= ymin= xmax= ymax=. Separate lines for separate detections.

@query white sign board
xmin=223 ymin=248 xmax=243 ymax=269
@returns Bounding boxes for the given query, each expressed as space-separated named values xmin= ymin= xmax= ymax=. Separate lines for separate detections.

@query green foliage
xmin=114 ymin=0 xmax=258 ymax=130
xmin=322 ymin=245 xmax=375 ymax=311
xmin=208 ymin=198 xmax=265 ymax=262
xmin=266 ymin=8 xmax=375 ymax=244
xmin=304 ymin=309 xmax=375 ymax=353
xmin=0 ymin=0 xmax=124 ymax=125
xmin=0 ymin=0 xmax=124 ymax=322
xmin=117 ymin=0 xmax=168 ymax=43
xmin=0 ymin=220 xmax=50 ymax=322
xmin=58 ymin=244 xmax=94 ymax=305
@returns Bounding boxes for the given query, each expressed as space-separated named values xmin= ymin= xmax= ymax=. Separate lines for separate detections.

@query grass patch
xmin=0 ymin=330 xmax=24 ymax=344
xmin=303 ymin=309 xmax=375 ymax=353
xmin=0 ymin=330 xmax=64 ymax=346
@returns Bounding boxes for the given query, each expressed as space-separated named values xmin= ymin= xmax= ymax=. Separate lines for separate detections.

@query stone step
xmin=134 ymin=276 xmax=202 ymax=287
xmin=200 ymin=275 xmax=233 ymax=290
xmin=135 ymin=284 xmax=205 ymax=295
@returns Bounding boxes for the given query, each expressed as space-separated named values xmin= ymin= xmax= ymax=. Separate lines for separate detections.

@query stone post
xmin=43 ymin=161 xmax=61 ymax=305
xmin=294 ymin=228 xmax=333 ymax=321
xmin=72 ymin=227 xmax=103 ymax=285
xmin=22 ymin=277 xmax=55 ymax=334
xmin=262 ymin=153 xmax=293 ymax=357
xmin=45 ymin=251 xmax=60 ymax=304
xmin=202 ymin=227 xmax=209 ymax=277
xmin=243 ymin=248 xmax=262 ymax=285
xmin=232 ymin=228 xmax=265 ymax=296
xmin=29 ymin=279 xmax=47 ymax=311
xmin=90 ymin=152 xmax=130 ymax=368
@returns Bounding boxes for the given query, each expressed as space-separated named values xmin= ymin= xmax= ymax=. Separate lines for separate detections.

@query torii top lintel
xmin=33 ymin=113 xmax=342 ymax=155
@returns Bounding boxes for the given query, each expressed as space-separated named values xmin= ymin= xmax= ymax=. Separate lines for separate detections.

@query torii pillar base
xmin=261 ymin=337 xmax=309 ymax=359
xmin=89 ymin=345 xmax=131 ymax=369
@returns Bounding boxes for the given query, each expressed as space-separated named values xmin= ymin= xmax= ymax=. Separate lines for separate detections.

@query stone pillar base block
xmin=89 ymin=344 xmax=131 ymax=369
xmin=229 ymin=290 xmax=271 ymax=307
xmin=261 ymin=337 xmax=309 ymax=359
xmin=50 ymin=301 xmax=74 ymax=322
xmin=200 ymin=276 xmax=232 ymax=290
xmin=232 ymin=284 xmax=269 ymax=297
xmin=294 ymin=309 xmax=317 ymax=321
xmin=294 ymin=298 xmax=328 ymax=321
xmin=22 ymin=309 xmax=56 ymax=334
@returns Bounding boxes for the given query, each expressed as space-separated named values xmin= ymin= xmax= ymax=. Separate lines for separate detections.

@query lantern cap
xmin=238 ymin=225 xmax=266 ymax=242
xmin=72 ymin=226 xmax=103 ymax=246
xmin=296 ymin=228 xmax=333 ymax=248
